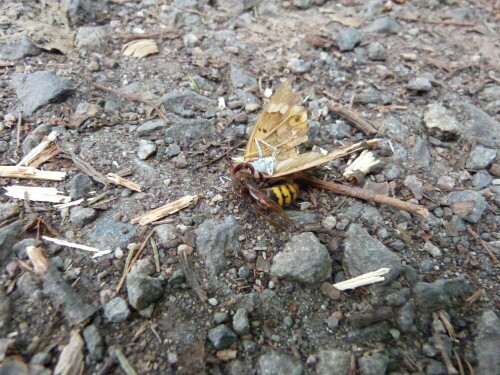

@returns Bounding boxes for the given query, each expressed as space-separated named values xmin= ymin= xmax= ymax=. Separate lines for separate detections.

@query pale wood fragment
xmin=4 ymin=185 xmax=71 ymax=203
xmin=26 ymin=245 xmax=49 ymax=275
xmin=0 ymin=165 xmax=66 ymax=181
xmin=17 ymin=131 xmax=58 ymax=166
xmin=106 ymin=173 xmax=142 ymax=192
xmin=332 ymin=268 xmax=390 ymax=290
xmin=131 ymin=195 xmax=202 ymax=225
xmin=42 ymin=236 xmax=111 ymax=258
xmin=54 ymin=330 xmax=85 ymax=375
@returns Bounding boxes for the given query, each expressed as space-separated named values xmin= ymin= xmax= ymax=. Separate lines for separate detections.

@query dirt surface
xmin=0 ymin=0 xmax=499 ymax=374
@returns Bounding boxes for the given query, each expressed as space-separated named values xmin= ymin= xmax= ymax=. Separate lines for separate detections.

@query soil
xmin=0 ymin=1 xmax=499 ymax=375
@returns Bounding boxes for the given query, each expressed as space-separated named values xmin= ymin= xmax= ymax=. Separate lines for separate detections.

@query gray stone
xmin=482 ymin=86 xmax=500 ymax=101
xmin=0 ymin=221 xmax=24 ymax=264
xmin=21 ymin=123 xmax=53 ymax=155
xmin=10 ymin=71 xmax=72 ymax=115
xmin=446 ymin=190 xmax=487 ymax=223
xmin=91 ymin=218 xmax=136 ymax=249
xmin=137 ymin=139 xmax=156 ymax=160
xmin=104 ymin=297 xmax=130 ymax=322
xmin=466 ymin=145 xmax=497 ymax=171
xmin=329 ymin=121 xmax=352 ymax=139
xmin=360 ymin=205 xmax=383 ymax=225
xmin=207 ymin=324 xmax=237 ymax=350
xmin=358 ymin=353 xmax=389 ymax=375
xmin=458 ymin=103 xmax=500 ymax=147
xmin=315 ymin=350 xmax=350 ymax=375
xmin=195 ymin=216 xmax=242 ymax=276
xmin=355 ymin=88 xmax=381 ymax=104
xmin=232 ymin=308 xmax=250 ymax=335
xmin=230 ymin=64 xmax=258 ymax=90
xmin=162 ymin=90 xmax=216 ymax=116
xmin=0 ymin=36 xmax=40 ymax=60
xmin=154 ymin=224 xmax=177 ymax=243
xmin=325 ymin=314 xmax=339 ymax=330
xmin=164 ymin=118 xmax=218 ymax=141
xmin=423 ymin=241 xmax=442 ymax=258
xmin=292 ymin=0 xmax=312 ymax=9
xmin=136 ymin=119 xmax=168 ymax=136
xmin=214 ymin=312 xmax=229 ymax=324
xmin=13 ymin=239 xmax=42 ymax=259
xmin=408 ymin=77 xmax=432 ymax=92
xmin=472 ymin=170 xmax=492 ymax=189
xmin=424 ymin=103 xmax=461 ymax=141
xmin=68 ymin=173 xmax=94 ymax=199
xmin=70 ymin=207 xmax=98 ymax=228
xmin=75 ymin=26 xmax=109 ymax=51
xmin=396 ymin=301 xmax=415 ymax=332
xmin=287 ymin=58 xmax=312 ymax=73
xmin=413 ymin=277 xmax=469 ymax=312
xmin=270 ymin=232 xmax=332 ymax=285
xmin=62 ymin=0 xmax=94 ymax=24
xmin=83 ymin=324 xmax=104 ymax=362
xmin=0 ymin=203 xmax=20 ymax=222
xmin=126 ymin=272 xmax=164 ymax=310
xmin=172 ymin=152 xmax=188 ymax=168
xmin=0 ymin=289 xmax=11 ymax=331
xmin=365 ymin=16 xmax=400 ymax=34
xmin=286 ymin=211 xmax=318 ymax=226
xmin=165 ymin=143 xmax=181 ymax=158
xmin=367 ymin=42 xmax=387 ymax=61
xmin=404 ymin=175 xmax=423 ymax=200
xmin=426 ymin=359 xmax=446 ymax=375
xmin=343 ymin=224 xmax=403 ymax=282
xmin=258 ymin=351 xmax=303 ymax=375
xmin=336 ymin=27 xmax=362 ymax=52
xmin=474 ymin=310 xmax=500 ymax=375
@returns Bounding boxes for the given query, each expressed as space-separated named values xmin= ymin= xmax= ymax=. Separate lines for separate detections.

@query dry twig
xmin=178 ymin=245 xmax=208 ymax=302
xmin=42 ymin=236 xmax=111 ymax=257
xmin=17 ymin=131 xmax=59 ymax=166
xmin=332 ymin=268 xmax=390 ymax=290
xmin=327 ymin=103 xmax=379 ymax=135
xmin=432 ymin=327 xmax=458 ymax=374
xmin=131 ymin=195 xmax=202 ymax=225
xmin=106 ymin=173 xmax=142 ymax=192
xmin=466 ymin=225 xmax=498 ymax=264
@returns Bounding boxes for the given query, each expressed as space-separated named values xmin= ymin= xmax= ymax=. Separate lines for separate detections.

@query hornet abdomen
xmin=265 ymin=183 xmax=299 ymax=206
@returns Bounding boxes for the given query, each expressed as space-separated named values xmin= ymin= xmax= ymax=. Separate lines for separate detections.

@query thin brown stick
xmin=90 ymin=82 xmax=170 ymax=125
xmin=466 ymin=225 xmax=498 ymax=264
xmin=179 ymin=246 xmax=208 ymax=302
xmin=452 ymin=350 xmax=465 ymax=375
xmin=295 ymin=175 xmax=429 ymax=218
xmin=65 ymin=149 xmax=109 ymax=186
xmin=327 ymin=102 xmax=378 ymax=135
xmin=16 ymin=113 xmax=22 ymax=149
xmin=399 ymin=17 xmax=475 ymax=27
xmin=372 ymin=105 xmax=408 ymax=111
xmin=433 ymin=328 xmax=458 ymax=375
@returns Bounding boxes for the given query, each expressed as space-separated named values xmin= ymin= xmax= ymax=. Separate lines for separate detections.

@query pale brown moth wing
xmin=272 ymin=139 xmax=380 ymax=178
xmin=244 ymin=81 xmax=309 ymax=161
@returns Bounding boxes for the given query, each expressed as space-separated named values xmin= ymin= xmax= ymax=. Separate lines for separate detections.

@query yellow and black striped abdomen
xmin=266 ymin=183 xmax=299 ymax=206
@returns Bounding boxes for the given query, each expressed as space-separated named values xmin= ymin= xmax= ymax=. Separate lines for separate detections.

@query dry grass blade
xmin=328 ymin=14 xmax=362 ymax=28
xmin=4 ymin=185 xmax=71 ymax=203
xmin=179 ymin=245 xmax=208 ymax=302
xmin=466 ymin=289 xmax=484 ymax=306
xmin=453 ymin=349 xmax=465 ymax=375
xmin=332 ymin=268 xmax=390 ymax=290
xmin=54 ymin=330 xmax=84 ymax=375
xmin=0 ymin=166 xmax=66 ymax=181
xmin=17 ymin=131 xmax=59 ymax=166
xmin=27 ymin=246 xmax=49 ymax=275
xmin=432 ymin=327 xmax=458 ymax=375
xmin=131 ymin=195 xmax=203 ymax=225
xmin=122 ymin=39 xmax=159 ymax=58
xmin=106 ymin=173 xmax=142 ymax=192
xmin=112 ymin=347 xmax=137 ymax=375
xmin=438 ymin=310 xmax=456 ymax=340
xmin=67 ymin=150 xmax=109 ymax=186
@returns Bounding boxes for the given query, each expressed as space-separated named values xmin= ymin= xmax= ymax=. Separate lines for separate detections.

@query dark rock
xmin=349 ymin=307 xmax=393 ymax=329
xmin=83 ymin=324 xmax=104 ymax=362
xmin=154 ymin=224 xmax=177 ymax=243
xmin=316 ymin=350 xmax=350 ymax=375
xmin=330 ymin=121 xmax=352 ymax=139
xmin=68 ymin=173 xmax=94 ymax=199
xmin=43 ymin=264 xmax=97 ymax=325
xmin=466 ymin=145 xmax=497 ymax=171
xmin=396 ymin=301 xmax=415 ymax=332
xmin=70 ymin=207 xmax=98 ymax=228
xmin=426 ymin=359 xmax=446 ymax=375
xmin=0 ymin=203 xmax=20 ymax=222
xmin=91 ymin=218 xmax=136 ymax=249
xmin=0 ymin=289 xmax=11 ymax=331
xmin=136 ymin=119 xmax=168 ymax=136
xmin=230 ymin=64 xmax=258 ymax=90
xmin=126 ymin=272 xmax=164 ymax=310
xmin=424 ymin=103 xmax=461 ymax=141
xmin=446 ymin=190 xmax=487 ymax=223
xmin=0 ymin=36 xmax=40 ymax=60
xmin=104 ymin=297 xmax=131 ymax=322
xmin=207 ymin=324 xmax=237 ymax=350
xmin=413 ymin=277 xmax=469 ymax=312
xmin=270 ymin=232 xmax=332 ymax=285
xmin=162 ymin=90 xmax=216 ymax=116
xmin=232 ymin=308 xmax=250 ymax=335
xmin=365 ymin=16 xmax=400 ymax=34
xmin=474 ymin=310 xmax=500 ymax=375
xmin=0 ymin=221 xmax=24 ymax=265
xmin=336 ymin=27 xmax=362 ymax=52
xmin=258 ymin=351 xmax=303 ymax=375
xmin=347 ymin=321 xmax=390 ymax=341
xmin=358 ymin=353 xmax=389 ymax=375
xmin=472 ymin=170 xmax=492 ymax=189
xmin=195 ymin=216 xmax=242 ymax=276
xmin=164 ymin=118 xmax=218 ymax=141
xmin=408 ymin=77 xmax=433 ymax=92
xmin=9 ymin=71 xmax=73 ymax=115
xmin=367 ymin=42 xmax=387 ymax=61
xmin=343 ymin=224 xmax=403 ymax=282
xmin=458 ymin=103 xmax=500 ymax=148
xmin=287 ymin=58 xmax=312 ymax=73
xmin=165 ymin=143 xmax=181 ymax=158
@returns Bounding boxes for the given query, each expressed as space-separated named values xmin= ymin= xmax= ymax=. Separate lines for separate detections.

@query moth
xmin=231 ymin=81 xmax=378 ymax=228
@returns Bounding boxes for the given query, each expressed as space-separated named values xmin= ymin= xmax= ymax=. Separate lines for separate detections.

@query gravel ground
xmin=0 ymin=0 xmax=499 ymax=374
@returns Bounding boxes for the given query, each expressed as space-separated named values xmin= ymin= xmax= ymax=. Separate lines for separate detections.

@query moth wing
xmin=244 ymin=81 xmax=309 ymax=161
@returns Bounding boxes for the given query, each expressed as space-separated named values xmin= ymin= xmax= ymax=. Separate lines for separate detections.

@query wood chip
xmin=106 ymin=173 xmax=142 ymax=192
xmin=0 ymin=166 xmax=66 ymax=181
xmin=122 ymin=39 xmax=159 ymax=58
xmin=332 ymin=268 xmax=390 ymax=290
xmin=54 ymin=330 xmax=84 ymax=375
xmin=42 ymin=236 xmax=111 ymax=258
xmin=26 ymin=245 xmax=49 ymax=275
xmin=343 ymin=150 xmax=383 ymax=183
xmin=4 ymin=185 xmax=71 ymax=203
xmin=131 ymin=195 xmax=202 ymax=225
xmin=17 ymin=131 xmax=59 ymax=166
